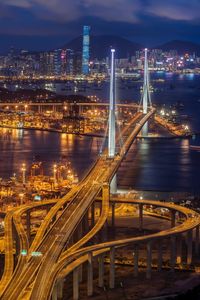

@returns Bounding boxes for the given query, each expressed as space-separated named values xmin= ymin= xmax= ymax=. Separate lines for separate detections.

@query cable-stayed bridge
xmin=0 ymin=49 xmax=199 ymax=300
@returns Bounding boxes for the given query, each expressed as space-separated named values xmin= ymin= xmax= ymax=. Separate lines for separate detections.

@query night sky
xmin=0 ymin=0 xmax=200 ymax=52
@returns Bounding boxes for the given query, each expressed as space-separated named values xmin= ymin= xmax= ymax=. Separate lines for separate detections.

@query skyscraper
xmin=54 ymin=49 xmax=67 ymax=76
xmin=82 ymin=25 xmax=90 ymax=75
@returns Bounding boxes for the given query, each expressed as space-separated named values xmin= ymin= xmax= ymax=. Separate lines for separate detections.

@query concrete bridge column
xmin=109 ymin=247 xmax=115 ymax=289
xmin=78 ymin=265 xmax=83 ymax=283
xmin=87 ymin=252 xmax=93 ymax=296
xmin=98 ymin=254 xmax=104 ymax=287
xmin=104 ymin=222 xmax=108 ymax=241
xmin=57 ymin=279 xmax=64 ymax=299
xmin=146 ymin=241 xmax=152 ymax=279
xmin=83 ymin=210 xmax=89 ymax=234
xmin=195 ymin=225 xmax=199 ymax=255
xmin=133 ymin=244 xmax=139 ymax=277
xmin=157 ymin=240 xmax=162 ymax=271
xmin=26 ymin=211 xmax=31 ymax=242
xmin=176 ymin=235 xmax=182 ymax=264
xmin=110 ymin=175 xmax=117 ymax=194
xmin=170 ymin=236 xmax=176 ymax=270
xmin=52 ymin=283 xmax=58 ymax=300
xmin=171 ymin=211 xmax=176 ymax=228
xmin=187 ymin=230 xmax=193 ymax=265
xmin=74 ymin=221 xmax=82 ymax=243
xmin=91 ymin=202 xmax=95 ymax=227
xmin=78 ymin=222 xmax=83 ymax=241
xmin=111 ymin=202 xmax=115 ymax=228
xmin=73 ymin=267 xmax=79 ymax=300
xmin=138 ymin=204 xmax=143 ymax=231
xmin=142 ymin=122 xmax=148 ymax=137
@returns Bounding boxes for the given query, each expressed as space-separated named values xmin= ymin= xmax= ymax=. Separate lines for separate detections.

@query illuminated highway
xmin=0 ymin=102 xmax=139 ymax=109
xmin=0 ymin=110 xmax=155 ymax=299
xmin=46 ymin=197 xmax=200 ymax=300
xmin=0 ymin=50 xmax=196 ymax=300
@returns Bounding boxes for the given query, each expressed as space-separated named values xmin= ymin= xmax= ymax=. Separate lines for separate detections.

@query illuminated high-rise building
xmin=82 ymin=25 xmax=90 ymax=75
xmin=54 ymin=49 xmax=67 ymax=76
xmin=66 ymin=49 xmax=74 ymax=75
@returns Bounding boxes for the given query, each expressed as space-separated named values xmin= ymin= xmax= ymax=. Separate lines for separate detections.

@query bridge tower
xmin=108 ymin=49 xmax=117 ymax=193
xmin=140 ymin=48 xmax=152 ymax=136
xmin=108 ymin=49 xmax=116 ymax=158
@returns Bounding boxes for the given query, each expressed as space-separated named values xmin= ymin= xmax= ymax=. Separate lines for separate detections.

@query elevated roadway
xmin=46 ymin=198 xmax=200 ymax=300
xmin=0 ymin=102 xmax=139 ymax=109
xmin=0 ymin=110 xmax=156 ymax=299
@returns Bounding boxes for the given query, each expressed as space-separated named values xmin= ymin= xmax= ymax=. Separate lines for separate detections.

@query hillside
xmin=63 ymin=35 xmax=142 ymax=59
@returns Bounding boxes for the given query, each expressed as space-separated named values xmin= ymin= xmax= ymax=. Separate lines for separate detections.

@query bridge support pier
xmin=78 ymin=222 xmax=83 ymax=241
xmin=78 ymin=265 xmax=83 ymax=283
xmin=171 ymin=211 xmax=176 ymax=228
xmin=98 ymin=254 xmax=104 ymax=287
xmin=73 ymin=267 xmax=79 ymax=300
xmin=146 ymin=241 xmax=152 ymax=279
xmin=142 ymin=121 xmax=148 ymax=137
xmin=176 ymin=235 xmax=182 ymax=264
xmin=74 ymin=222 xmax=83 ymax=244
xmin=52 ymin=283 xmax=58 ymax=300
xmin=109 ymin=247 xmax=115 ymax=289
xmin=110 ymin=175 xmax=117 ymax=194
xmin=157 ymin=240 xmax=162 ymax=271
xmin=87 ymin=252 xmax=93 ymax=296
xmin=57 ymin=279 xmax=64 ymax=299
xmin=83 ymin=210 xmax=89 ymax=234
xmin=111 ymin=202 xmax=115 ymax=228
xmin=187 ymin=230 xmax=193 ymax=265
xmin=139 ymin=204 xmax=143 ymax=231
xmin=133 ymin=245 xmax=139 ymax=277
xmin=195 ymin=225 xmax=199 ymax=255
xmin=91 ymin=202 xmax=95 ymax=227
xmin=170 ymin=236 xmax=176 ymax=270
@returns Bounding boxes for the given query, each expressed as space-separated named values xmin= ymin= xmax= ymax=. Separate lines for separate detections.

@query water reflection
xmin=118 ymin=137 xmax=200 ymax=192
xmin=0 ymin=129 xmax=100 ymax=181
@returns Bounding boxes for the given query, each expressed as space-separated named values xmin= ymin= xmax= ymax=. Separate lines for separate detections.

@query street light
xmin=19 ymin=193 xmax=24 ymax=205
xmin=53 ymin=164 xmax=57 ymax=186
xmin=21 ymin=163 xmax=26 ymax=185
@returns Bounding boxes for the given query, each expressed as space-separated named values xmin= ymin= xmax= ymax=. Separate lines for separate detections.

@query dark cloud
xmin=0 ymin=0 xmax=200 ymax=51
xmin=146 ymin=0 xmax=200 ymax=21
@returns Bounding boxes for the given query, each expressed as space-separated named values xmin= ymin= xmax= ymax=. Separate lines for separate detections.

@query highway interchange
xmin=0 ymin=108 xmax=199 ymax=300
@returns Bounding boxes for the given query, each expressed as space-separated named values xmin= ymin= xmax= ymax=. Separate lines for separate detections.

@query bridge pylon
xmin=108 ymin=49 xmax=117 ymax=193
xmin=139 ymin=48 xmax=152 ymax=136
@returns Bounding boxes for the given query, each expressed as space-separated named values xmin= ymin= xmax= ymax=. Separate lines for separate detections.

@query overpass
xmin=0 ymin=107 xmax=155 ymax=300
xmin=0 ymin=49 xmax=193 ymax=300
xmin=0 ymin=102 xmax=140 ymax=115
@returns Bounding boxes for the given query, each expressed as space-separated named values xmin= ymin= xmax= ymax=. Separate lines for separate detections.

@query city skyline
xmin=0 ymin=0 xmax=200 ymax=51
xmin=1 ymin=2 xmax=200 ymax=300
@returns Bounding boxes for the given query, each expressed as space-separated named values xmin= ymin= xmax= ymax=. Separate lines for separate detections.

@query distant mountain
xmin=63 ymin=35 xmax=142 ymax=59
xmin=155 ymin=40 xmax=200 ymax=55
